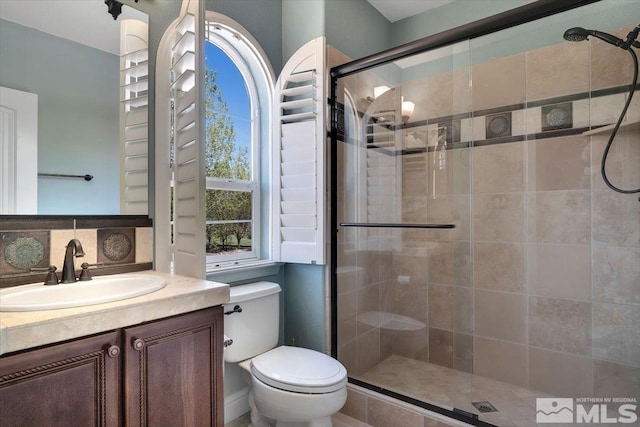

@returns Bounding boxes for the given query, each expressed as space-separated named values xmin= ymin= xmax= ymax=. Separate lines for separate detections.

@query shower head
xmin=563 ymin=27 xmax=625 ymax=48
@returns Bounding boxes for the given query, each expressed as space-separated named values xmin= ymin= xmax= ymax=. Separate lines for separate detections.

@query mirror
xmin=0 ymin=0 xmax=149 ymax=215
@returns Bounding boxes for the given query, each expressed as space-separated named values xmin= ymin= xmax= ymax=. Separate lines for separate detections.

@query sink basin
xmin=0 ymin=274 xmax=166 ymax=312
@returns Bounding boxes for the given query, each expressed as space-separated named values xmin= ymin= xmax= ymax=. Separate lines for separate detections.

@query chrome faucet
xmin=61 ymin=239 xmax=85 ymax=283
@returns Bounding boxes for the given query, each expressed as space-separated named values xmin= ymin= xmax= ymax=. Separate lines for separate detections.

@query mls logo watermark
xmin=536 ymin=398 xmax=638 ymax=424
xmin=536 ymin=398 xmax=574 ymax=423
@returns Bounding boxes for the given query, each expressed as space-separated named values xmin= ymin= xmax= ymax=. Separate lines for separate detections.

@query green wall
xmin=207 ymin=0 xmax=283 ymax=73
xmin=324 ymin=0 xmax=391 ymax=60
xmin=283 ymin=264 xmax=327 ymax=352
xmin=282 ymin=0 xmax=324 ymax=66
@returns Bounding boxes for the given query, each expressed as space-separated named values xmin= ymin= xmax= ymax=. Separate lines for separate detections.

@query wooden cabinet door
xmin=0 ymin=331 xmax=121 ymax=427
xmin=123 ymin=306 xmax=223 ymax=427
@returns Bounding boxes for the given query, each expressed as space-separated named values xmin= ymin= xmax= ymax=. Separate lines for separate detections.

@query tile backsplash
xmin=0 ymin=216 xmax=153 ymax=288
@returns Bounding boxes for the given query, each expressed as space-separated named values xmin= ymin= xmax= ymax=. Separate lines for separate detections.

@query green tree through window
xmin=204 ymin=68 xmax=252 ymax=255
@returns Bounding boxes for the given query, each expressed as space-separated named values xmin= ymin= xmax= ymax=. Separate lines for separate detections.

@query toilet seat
xmin=250 ymin=346 xmax=347 ymax=394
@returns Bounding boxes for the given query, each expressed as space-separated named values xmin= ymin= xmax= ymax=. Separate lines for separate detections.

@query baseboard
xmin=224 ymin=387 xmax=250 ymax=424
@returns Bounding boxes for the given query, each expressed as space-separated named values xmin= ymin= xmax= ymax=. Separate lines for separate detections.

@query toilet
xmin=224 ymin=281 xmax=348 ymax=427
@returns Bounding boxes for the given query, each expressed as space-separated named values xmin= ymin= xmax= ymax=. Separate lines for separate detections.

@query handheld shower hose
xmin=564 ymin=25 xmax=640 ymax=199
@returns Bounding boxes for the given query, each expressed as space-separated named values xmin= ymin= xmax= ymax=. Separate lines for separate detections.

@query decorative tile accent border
xmin=98 ymin=228 xmax=136 ymax=265
xmin=486 ymin=112 xmax=512 ymax=139
xmin=349 ymin=82 xmax=639 ymax=157
xmin=0 ymin=231 xmax=50 ymax=274
xmin=0 ymin=216 xmax=153 ymax=288
xmin=542 ymin=102 xmax=572 ymax=131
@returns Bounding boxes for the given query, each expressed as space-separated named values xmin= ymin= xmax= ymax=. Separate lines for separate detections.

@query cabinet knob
xmin=132 ymin=338 xmax=145 ymax=351
xmin=107 ymin=345 xmax=120 ymax=358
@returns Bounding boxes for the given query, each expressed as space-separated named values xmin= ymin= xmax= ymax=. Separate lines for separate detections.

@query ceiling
xmin=366 ymin=0 xmax=457 ymax=22
xmin=0 ymin=0 xmax=148 ymax=55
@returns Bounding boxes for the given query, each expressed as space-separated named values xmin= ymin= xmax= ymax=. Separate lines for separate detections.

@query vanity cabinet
xmin=0 ymin=330 xmax=121 ymax=427
xmin=0 ymin=306 xmax=223 ymax=427
xmin=123 ymin=306 xmax=224 ymax=427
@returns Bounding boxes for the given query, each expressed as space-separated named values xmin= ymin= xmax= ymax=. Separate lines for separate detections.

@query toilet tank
xmin=223 ymin=281 xmax=281 ymax=363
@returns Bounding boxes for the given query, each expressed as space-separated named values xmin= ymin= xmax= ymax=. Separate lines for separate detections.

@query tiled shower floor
xmin=359 ymin=354 xmax=558 ymax=427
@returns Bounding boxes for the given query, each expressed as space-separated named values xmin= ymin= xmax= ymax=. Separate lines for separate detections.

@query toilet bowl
xmin=224 ymin=282 xmax=347 ymax=427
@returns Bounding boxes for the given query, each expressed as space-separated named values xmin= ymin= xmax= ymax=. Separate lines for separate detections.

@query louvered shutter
xmin=272 ymin=37 xmax=326 ymax=264
xmin=171 ymin=0 xmax=206 ymax=278
xmin=120 ymin=19 xmax=149 ymax=214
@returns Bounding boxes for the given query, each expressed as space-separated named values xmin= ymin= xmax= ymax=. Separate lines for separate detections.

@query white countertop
xmin=0 ymin=271 xmax=230 ymax=355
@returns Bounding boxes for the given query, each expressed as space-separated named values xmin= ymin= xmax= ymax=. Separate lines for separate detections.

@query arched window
xmin=155 ymin=9 xmax=274 ymax=273
xmin=202 ymin=13 xmax=275 ymax=267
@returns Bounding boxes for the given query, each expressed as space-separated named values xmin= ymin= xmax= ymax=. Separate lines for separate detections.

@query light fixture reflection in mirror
xmin=401 ymin=98 xmax=415 ymax=124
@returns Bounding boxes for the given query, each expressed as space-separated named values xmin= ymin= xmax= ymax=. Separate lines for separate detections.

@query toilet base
xmin=248 ymin=389 xmax=337 ymax=427
xmin=275 ymin=418 xmax=332 ymax=427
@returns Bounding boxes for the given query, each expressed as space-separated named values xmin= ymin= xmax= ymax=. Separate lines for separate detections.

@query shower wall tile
xmin=341 ymin=387 xmax=368 ymax=423
xmin=338 ymin=341 xmax=357 ymax=376
xmin=472 ymin=53 xmax=526 ymax=111
xmin=428 ymin=148 xmax=471 ymax=195
xmin=392 ymin=253 xmax=428 ymax=283
xmin=590 ymin=93 xmax=626 ymax=127
xmin=593 ymin=246 xmax=640 ymax=306
xmin=50 ymin=229 xmax=97 ymax=265
xmin=387 ymin=328 xmax=428 ymax=362
xmin=592 ymin=190 xmax=640 ymax=247
xmin=592 ymin=303 xmax=640 ymax=367
xmin=403 ymin=197 xmax=429 ymax=223
xmin=367 ymin=395 xmax=424 ymax=427
xmin=525 ymin=106 xmax=542 ymax=134
xmin=473 ymin=193 xmax=525 ymax=242
xmin=591 ymin=129 xmax=640 ymax=193
xmin=426 ymin=241 xmax=471 ymax=286
xmin=593 ymin=359 xmax=640 ymax=398
xmin=474 ymin=337 xmax=528 ymax=388
xmin=527 ymin=243 xmax=591 ymax=301
xmin=473 ymin=242 xmax=525 ymax=293
xmin=426 ymin=195 xmax=471 ymax=241
xmin=526 ymin=41 xmax=589 ymax=101
xmin=357 ymin=328 xmax=381 ymax=374
xmin=528 ymin=348 xmax=593 ymax=397
xmin=526 ymin=136 xmax=590 ymax=191
xmin=338 ymin=291 xmax=357 ymax=345
xmin=474 ymin=290 xmax=527 ymax=344
xmin=573 ymin=98 xmax=590 ymax=129
xmin=453 ymin=333 xmax=473 ymax=374
xmin=527 ymin=190 xmax=591 ymax=245
xmin=385 ymin=281 xmax=429 ymax=326
xmin=364 ymin=251 xmax=394 ymax=285
xmin=337 ymin=264 xmax=366 ymax=295
xmin=528 ymin=296 xmax=591 ymax=355
xmin=590 ymin=24 xmax=637 ymax=90
xmin=472 ymin=116 xmax=486 ymax=141
xmin=357 ymin=283 xmax=381 ymax=325
xmin=428 ymin=328 xmax=454 ymax=369
xmin=511 ymin=109 xmax=526 ymax=136
xmin=428 ymin=284 xmax=472 ymax=334
xmin=472 ymin=142 xmax=524 ymax=193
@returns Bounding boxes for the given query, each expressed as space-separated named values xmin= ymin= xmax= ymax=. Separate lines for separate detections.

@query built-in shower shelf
xmin=340 ymin=222 xmax=455 ymax=229
xmin=582 ymin=119 xmax=640 ymax=136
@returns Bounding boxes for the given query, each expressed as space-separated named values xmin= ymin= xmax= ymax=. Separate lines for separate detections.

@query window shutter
xmin=120 ymin=19 xmax=149 ymax=215
xmin=272 ymin=37 xmax=326 ymax=264
xmin=171 ymin=0 xmax=206 ymax=278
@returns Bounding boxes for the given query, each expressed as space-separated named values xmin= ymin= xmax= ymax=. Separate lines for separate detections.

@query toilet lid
xmin=251 ymin=346 xmax=347 ymax=394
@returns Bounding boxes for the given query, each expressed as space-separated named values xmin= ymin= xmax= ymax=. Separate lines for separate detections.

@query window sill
xmin=206 ymin=260 xmax=283 ymax=283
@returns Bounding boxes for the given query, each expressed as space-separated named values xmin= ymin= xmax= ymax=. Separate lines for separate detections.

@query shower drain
xmin=472 ymin=401 xmax=499 ymax=413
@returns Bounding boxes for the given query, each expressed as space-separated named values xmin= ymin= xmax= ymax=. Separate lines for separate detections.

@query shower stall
xmin=330 ymin=1 xmax=639 ymax=425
